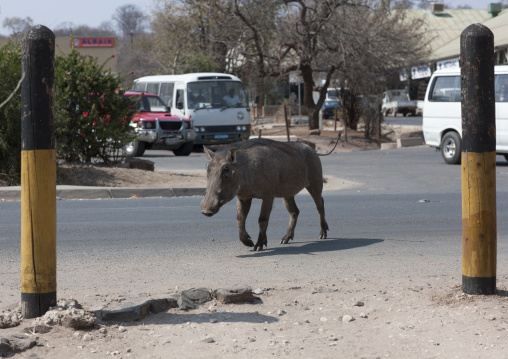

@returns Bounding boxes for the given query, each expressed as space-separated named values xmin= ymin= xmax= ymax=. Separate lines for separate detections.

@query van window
xmin=132 ymin=82 xmax=146 ymax=92
xmin=159 ymin=83 xmax=174 ymax=107
xmin=176 ymin=89 xmax=184 ymax=109
xmin=146 ymin=83 xmax=160 ymax=96
xmin=429 ymin=76 xmax=460 ymax=102
xmin=495 ymin=74 xmax=508 ymax=102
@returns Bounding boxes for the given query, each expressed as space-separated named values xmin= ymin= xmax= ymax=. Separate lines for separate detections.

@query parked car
xmin=123 ymin=91 xmax=196 ymax=157
xmin=322 ymin=100 xmax=342 ymax=119
xmin=382 ymin=89 xmax=417 ymax=117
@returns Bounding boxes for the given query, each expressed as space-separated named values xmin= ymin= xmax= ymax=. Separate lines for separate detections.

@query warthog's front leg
xmin=237 ymin=198 xmax=254 ymax=247
xmin=254 ymin=197 xmax=274 ymax=251
xmin=281 ymin=196 xmax=300 ymax=244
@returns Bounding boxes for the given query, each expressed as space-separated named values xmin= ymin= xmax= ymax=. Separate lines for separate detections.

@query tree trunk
xmin=255 ymin=78 xmax=264 ymax=116
xmin=301 ymin=64 xmax=319 ymax=130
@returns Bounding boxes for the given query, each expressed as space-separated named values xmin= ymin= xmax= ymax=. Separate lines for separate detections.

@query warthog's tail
xmin=316 ymin=132 xmax=342 ymax=156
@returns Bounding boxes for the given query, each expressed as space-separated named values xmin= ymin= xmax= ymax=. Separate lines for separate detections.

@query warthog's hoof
xmin=242 ymin=239 xmax=254 ymax=247
xmin=253 ymin=244 xmax=264 ymax=251
xmin=280 ymin=234 xmax=294 ymax=244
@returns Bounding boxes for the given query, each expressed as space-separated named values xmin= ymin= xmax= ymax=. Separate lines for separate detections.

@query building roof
xmin=406 ymin=7 xmax=508 ymax=62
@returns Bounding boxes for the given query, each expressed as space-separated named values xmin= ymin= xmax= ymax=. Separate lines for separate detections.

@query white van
xmin=423 ymin=65 xmax=508 ymax=164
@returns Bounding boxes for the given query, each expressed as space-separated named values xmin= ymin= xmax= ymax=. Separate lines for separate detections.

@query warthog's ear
xmin=203 ymin=146 xmax=215 ymax=161
xmin=227 ymin=148 xmax=237 ymax=163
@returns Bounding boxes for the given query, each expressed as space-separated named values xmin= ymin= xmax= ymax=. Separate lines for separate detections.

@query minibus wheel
xmin=441 ymin=132 xmax=461 ymax=164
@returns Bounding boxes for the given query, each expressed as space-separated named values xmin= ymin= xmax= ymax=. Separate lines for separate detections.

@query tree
xmin=113 ymin=4 xmax=148 ymax=44
xmin=53 ymin=23 xmax=117 ymax=37
xmin=146 ymin=0 xmax=429 ymax=131
xmin=54 ymin=47 xmax=137 ymax=163
xmin=144 ymin=0 xmax=238 ymax=75
xmin=0 ymin=42 xmax=22 ymax=184
xmin=2 ymin=17 xmax=33 ymax=37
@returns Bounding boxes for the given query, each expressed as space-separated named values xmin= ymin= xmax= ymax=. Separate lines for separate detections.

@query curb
xmin=0 ymin=186 xmax=206 ymax=201
xmin=397 ymin=137 xmax=424 ymax=148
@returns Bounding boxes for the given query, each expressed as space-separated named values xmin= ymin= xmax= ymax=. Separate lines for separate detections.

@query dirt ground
xmin=9 ymin=124 xmax=508 ymax=358
xmin=2 ymin=276 xmax=508 ymax=358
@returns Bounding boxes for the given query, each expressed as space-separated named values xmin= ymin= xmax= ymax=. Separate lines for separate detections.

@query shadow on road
xmin=236 ymin=237 xmax=384 ymax=258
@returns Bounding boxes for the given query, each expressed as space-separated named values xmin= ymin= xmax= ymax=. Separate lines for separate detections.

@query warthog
xmin=200 ymin=138 xmax=328 ymax=251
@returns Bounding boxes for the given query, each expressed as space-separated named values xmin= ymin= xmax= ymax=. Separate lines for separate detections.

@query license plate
xmin=164 ymin=137 xmax=180 ymax=144
xmin=214 ymin=135 xmax=228 ymax=139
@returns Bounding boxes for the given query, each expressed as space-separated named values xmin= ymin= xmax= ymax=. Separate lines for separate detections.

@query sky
xmin=0 ymin=0 xmax=153 ymax=36
xmin=0 ymin=0 xmax=501 ymax=36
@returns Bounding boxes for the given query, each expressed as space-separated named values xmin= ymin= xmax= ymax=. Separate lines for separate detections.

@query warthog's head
xmin=200 ymin=146 xmax=240 ymax=217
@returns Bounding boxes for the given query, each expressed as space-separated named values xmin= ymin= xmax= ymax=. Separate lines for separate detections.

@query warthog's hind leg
xmin=307 ymin=187 xmax=328 ymax=239
xmin=281 ymin=196 xmax=300 ymax=244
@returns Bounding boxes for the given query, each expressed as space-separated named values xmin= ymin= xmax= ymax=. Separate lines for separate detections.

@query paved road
xmin=383 ymin=115 xmax=422 ymax=127
xmin=2 ymin=146 xmax=508 ymax=301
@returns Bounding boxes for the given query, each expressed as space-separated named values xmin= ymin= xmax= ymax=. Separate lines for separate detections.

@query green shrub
xmin=0 ymin=42 xmax=22 ymax=185
xmin=55 ymin=49 xmax=136 ymax=164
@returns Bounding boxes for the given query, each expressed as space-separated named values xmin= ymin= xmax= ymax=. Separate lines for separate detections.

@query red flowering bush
xmin=55 ymin=47 xmax=137 ymax=163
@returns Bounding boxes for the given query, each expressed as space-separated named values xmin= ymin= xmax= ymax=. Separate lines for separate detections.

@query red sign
xmin=73 ymin=38 xmax=115 ymax=48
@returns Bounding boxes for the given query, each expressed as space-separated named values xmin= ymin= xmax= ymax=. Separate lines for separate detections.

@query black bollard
xmin=461 ymin=24 xmax=497 ymax=295
xmin=21 ymin=25 xmax=57 ymax=318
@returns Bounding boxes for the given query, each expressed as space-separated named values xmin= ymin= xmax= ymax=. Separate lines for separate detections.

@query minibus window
xmin=159 ymin=83 xmax=175 ymax=107
xmin=146 ymin=83 xmax=160 ymax=96
xmin=430 ymin=76 xmax=460 ymax=102
xmin=132 ymin=82 xmax=146 ymax=92
xmin=495 ymin=74 xmax=508 ymax=102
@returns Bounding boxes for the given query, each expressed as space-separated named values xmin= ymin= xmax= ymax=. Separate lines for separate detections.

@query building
xmin=55 ymin=37 xmax=119 ymax=72
xmin=405 ymin=2 xmax=507 ymax=100
xmin=0 ymin=36 xmax=119 ymax=72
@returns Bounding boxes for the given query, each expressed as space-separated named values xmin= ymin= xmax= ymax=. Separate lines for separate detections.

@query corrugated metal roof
xmin=483 ymin=10 xmax=508 ymax=50
xmin=405 ymin=9 xmax=492 ymax=60
xmin=432 ymin=11 xmax=508 ymax=60
xmin=407 ymin=8 xmax=508 ymax=62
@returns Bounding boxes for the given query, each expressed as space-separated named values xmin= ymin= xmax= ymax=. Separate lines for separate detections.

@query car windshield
xmin=186 ymin=80 xmax=248 ymax=109
xmin=324 ymin=100 xmax=340 ymax=108
xmin=129 ymin=95 xmax=169 ymax=113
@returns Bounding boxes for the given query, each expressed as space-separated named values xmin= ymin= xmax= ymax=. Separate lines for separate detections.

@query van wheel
xmin=441 ymin=132 xmax=461 ymax=164
xmin=172 ymin=142 xmax=193 ymax=156
xmin=125 ymin=139 xmax=146 ymax=157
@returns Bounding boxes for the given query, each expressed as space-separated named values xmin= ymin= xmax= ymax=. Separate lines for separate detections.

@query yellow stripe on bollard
xmin=21 ymin=149 xmax=57 ymax=298
xmin=461 ymin=151 xmax=497 ymax=290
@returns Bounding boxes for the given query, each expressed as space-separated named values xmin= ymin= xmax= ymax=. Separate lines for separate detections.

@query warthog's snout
xmin=201 ymin=209 xmax=215 ymax=217
xmin=200 ymin=196 xmax=221 ymax=217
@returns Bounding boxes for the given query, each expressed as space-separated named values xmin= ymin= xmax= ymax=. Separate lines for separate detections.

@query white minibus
xmin=423 ymin=65 xmax=508 ymax=164
xmin=132 ymin=73 xmax=251 ymax=147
